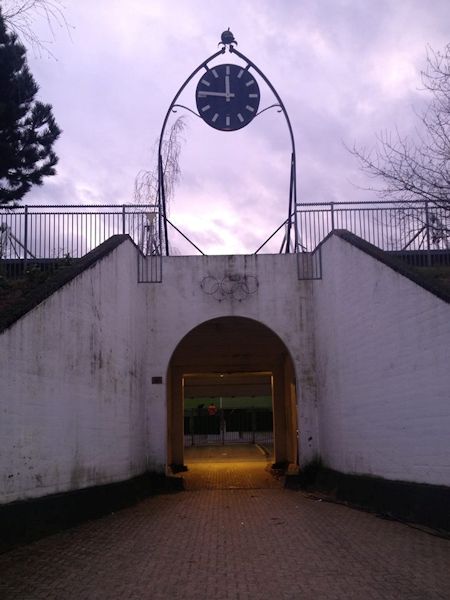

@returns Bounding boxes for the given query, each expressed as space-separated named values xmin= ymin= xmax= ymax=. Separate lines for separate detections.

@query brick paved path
xmin=183 ymin=444 xmax=279 ymax=490
xmin=1 ymin=446 xmax=449 ymax=599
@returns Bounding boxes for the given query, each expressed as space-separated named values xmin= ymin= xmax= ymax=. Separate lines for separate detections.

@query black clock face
xmin=196 ymin=63 xmax=260 ymax=132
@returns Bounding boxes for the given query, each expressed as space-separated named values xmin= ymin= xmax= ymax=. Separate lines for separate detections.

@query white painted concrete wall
xmin=0 ymin=244 xmax=319 ymax=504
xmin=2 ymin=232 xmax=449 ymax=504
xmin=314 ymin=234 xmax=450 ymax=486
xmin=0 ymin=241 xmax=148 ymax=503
xmin=143 ymin=253 xmax=318 ymax=469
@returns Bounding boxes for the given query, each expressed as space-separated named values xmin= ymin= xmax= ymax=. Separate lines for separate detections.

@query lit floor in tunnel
xmin=181 ymin=444 xmax=281 ymax=490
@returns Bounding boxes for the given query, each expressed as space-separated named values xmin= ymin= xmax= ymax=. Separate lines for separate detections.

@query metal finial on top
xmin=219 ymin=28 xmax=237 ymax=47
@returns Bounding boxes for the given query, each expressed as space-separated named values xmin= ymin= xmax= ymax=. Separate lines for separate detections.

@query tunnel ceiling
xmin=184 ymin=372 xmax=272 ymax=398
xmin=171 ymin=317 xmax=289 ymax=372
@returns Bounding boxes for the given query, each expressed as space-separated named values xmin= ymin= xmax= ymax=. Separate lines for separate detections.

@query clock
xmin=196 ymin=63 xmax=260 ymax=131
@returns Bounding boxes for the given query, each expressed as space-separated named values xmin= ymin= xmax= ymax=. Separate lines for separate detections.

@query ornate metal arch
xmin=157 ymin=31 xmax=297 ymax=255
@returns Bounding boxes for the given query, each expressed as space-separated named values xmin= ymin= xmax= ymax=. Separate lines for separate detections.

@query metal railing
xmin=296 ymin=201 xmax=450 ymax=279
xmin=184 ymin=407 xmax=273 ymax=447
xmin=1 ymin=202 xmax=449 ymax=283
xmin=0 ymin=205 xmax=162 ymax=282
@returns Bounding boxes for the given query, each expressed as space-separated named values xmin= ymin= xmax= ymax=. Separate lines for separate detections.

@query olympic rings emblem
xmin=200 ymin=274 xmax=258 ymax=301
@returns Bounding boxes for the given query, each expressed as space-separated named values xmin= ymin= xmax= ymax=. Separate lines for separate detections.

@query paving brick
xmin=0 ymin=458 xmax=449 ymax=599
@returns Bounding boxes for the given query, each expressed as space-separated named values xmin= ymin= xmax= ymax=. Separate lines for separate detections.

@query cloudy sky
xmin=8 ymin=0 xmax=450 ymax=254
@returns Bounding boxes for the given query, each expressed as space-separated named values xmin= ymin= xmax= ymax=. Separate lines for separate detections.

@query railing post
xmin=23 ymin=206 xmax=29 ymax=274
xmin=330 ymin=202 xmax=335 ymax=231
xmin=251 ymin=407 xmax=256 ymax=445
xmin=122 ymin=205 xmax=126 ymax=235
xmin=190 ymin=408 xmax=195 ymax=447
xmin=425 ymin=201 xmax=432 ymax=266
xmin=221 ymin=408 xmax=225 ymax=445
xmin=286 ymin=153 xmax=295 ymax=253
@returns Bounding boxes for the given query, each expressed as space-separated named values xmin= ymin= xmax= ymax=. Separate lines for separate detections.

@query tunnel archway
xmin=167 ymin=316 xmax=298 ymax=469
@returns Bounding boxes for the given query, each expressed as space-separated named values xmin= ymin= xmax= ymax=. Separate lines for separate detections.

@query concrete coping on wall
xmin=0 ymin=234 xmax=132 ymax=335
xmin=323 ymin=230 xmax=450 ymax=305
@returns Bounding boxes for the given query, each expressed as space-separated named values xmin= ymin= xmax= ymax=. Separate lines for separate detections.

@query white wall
xmin=0 ymin=241 xmax=148 ymax=503
xmin=4 ymin=231 xmax=447 ymax=504
xmin=314 ymin=234 xmax=450 ymax=486
xmin=143 ymin=253 xmax=318 ymax=469
xmin=0 ymin=246 xmax=319 ymax=504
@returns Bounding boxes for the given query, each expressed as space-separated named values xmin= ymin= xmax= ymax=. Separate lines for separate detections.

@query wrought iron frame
xmin=157 ymin=32 xmax=298 ymax=255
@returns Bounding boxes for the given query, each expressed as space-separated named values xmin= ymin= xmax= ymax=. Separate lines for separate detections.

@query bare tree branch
xmin=134 ymin=116 xmax=186 ymax=211
xmin=348 ymin=44 xmax=450 ymax=247
xmin=132 ymin=117 xmax=186 ymax=255
xmin=1 ymin=0 xmax=71 ymax=57
xmin=349 ymin=45 xmax=450 ymax=204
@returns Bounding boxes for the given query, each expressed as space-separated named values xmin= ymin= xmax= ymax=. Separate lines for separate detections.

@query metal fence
xmin=1 ymin=202 xmax=449 ymax=283
xmin=0 ymin=205 xmax=162 ymax=281
xmin=184 ymin=407 xmax=273 ymax=447
xmin=296 ymin=201 xmax=450 ymax=279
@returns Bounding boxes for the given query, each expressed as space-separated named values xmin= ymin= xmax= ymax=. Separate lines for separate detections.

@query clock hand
xmin=197 ymin=91 xmax=236 ymax=97
xmin=225 ymin=75 xmax=231 ymax=102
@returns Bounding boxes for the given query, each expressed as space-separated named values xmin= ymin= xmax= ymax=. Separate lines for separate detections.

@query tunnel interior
xmin=167 ymin=317 xmax=298 ymax=469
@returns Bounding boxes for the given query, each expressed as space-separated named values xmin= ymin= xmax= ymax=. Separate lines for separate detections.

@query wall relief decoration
xmin=200 ymin=274 xmax=258 ymax=302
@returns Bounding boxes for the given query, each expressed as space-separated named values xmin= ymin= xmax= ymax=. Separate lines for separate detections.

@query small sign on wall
xmin=152 ymin=376 xmax=163 ymax=384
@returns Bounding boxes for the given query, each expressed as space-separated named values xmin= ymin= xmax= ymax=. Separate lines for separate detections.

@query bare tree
xmin=1 ymin=0 xmax=70 ymax=56
xmin=133 ymin=116 xmax=186 ymax=254
xmin=134 ymin=116 xmax=186 ymax=209
xmin=350 ymin=44 xmax=450 ymax=249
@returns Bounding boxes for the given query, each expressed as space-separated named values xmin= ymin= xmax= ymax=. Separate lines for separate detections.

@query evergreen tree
xmin=0 ymin=8 xmax=61 ymax=204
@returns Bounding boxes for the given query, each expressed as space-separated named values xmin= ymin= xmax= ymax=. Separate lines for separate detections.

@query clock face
xmin=196 ymin=63 xmax=260 ymax=132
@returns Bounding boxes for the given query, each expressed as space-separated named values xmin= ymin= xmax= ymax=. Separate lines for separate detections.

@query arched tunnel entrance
xmin=167 ymin=317 xmax=298 ymax=471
